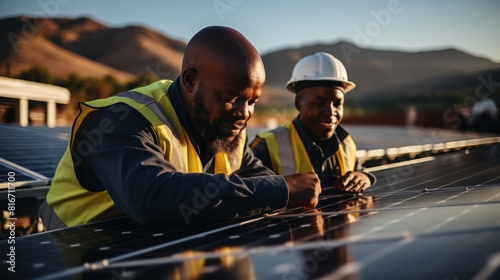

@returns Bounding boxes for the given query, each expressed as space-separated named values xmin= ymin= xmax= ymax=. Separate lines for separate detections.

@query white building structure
xmin=0 ymin=76 xmax=70 ymax=127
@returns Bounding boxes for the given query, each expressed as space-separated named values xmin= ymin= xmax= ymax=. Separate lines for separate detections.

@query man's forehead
xmin=299 ymin=86 xmax=345 ymax=98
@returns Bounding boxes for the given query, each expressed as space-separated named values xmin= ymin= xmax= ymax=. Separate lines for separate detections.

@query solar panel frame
xmin=0 ymin=158 xmax=47 ymax=189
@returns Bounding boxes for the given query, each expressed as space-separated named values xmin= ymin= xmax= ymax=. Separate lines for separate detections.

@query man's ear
xmin=294 ymin=93 xmax=301 ymax=111
xmin=182 ymin=68 xmax=198 ymax=93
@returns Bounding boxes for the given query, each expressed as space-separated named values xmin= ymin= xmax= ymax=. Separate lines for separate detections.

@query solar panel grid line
xmin=366 ymin=161 xmax=456 ymax=192
xmin=367 ymin=176 xmax=445 ymax=202
xmin=47 ymin=222 xmax=500 ymax=279
xmin=355 ymin=200 xmax=499 ymax=238
xmin=23 ymin=235 xmax=193 ymax=278
xmin=265 ymin=199 xmax=500 ymax=218
xmin=29 ymin=165 xmax=498 ymax=258
xmin=35 ymin=218 xmax=237 ymax=251
xmin=33 ymin=218 xmax=268 ymax=280
xmin=342 ymin=206 xmax=500 ymax=276
xmin=311 ymin=150 xmax=500 ymax=277
xmin=104 ymin=216 xmax=267 ymax=264
xmin=424 ymin=204 xmax=480 ymax=233
xmin=375 ymin=165 xmax=494 ymax=210
xmin=12 ymin=209 xmax=500 ymax=278
xmin=325 ymin=236 xmax=415 ymax=280
xmin=31 ymin=195 xmax=368 ymax=278
xmin=65 ymin=226 xmax=414 ymax=275
xmin=430 ymin=162 xmax=499 ymax=191
xmin=349 ymin=182 xmax=500 ymax=198
xmin=367 ymin=148 xmax=498 ymax=193
xmin=94 ymin=175 xmax=496 ymax=278
xmin=78 ymin=234 xmax=369 ymax=274
xmin=328 ymin=220 xmax=500 ymax=280
xmin=363 ymin=176 xmax=500 ymax=227
xmin=19 ymin=200 xmax=492 ymax=235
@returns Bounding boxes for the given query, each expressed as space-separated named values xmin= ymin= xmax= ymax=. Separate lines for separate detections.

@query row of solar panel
xmin=1 ymin=144 xmax=499 ymax=279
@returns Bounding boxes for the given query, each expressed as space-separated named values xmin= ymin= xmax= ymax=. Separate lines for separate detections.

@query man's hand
xmin=333 ymin=171 xmax=371 ymax=193
xmin=284 ymin=172 xmax=321 ymax=209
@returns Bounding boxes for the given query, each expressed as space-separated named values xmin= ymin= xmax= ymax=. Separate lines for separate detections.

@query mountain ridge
xmin=0 ymin=16 xmax=185 ymax=82
xmin=260 ymin=40 xmax=500 ymax=101
xmin=1 ymin=15 xmax=499 ymax=105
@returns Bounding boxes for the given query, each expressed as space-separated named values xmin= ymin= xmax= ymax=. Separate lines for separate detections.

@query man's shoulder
xmin=258 ymin=122 xmax=293 ymax=137
xmin=78 ymin=103 xmax=153 ymax=137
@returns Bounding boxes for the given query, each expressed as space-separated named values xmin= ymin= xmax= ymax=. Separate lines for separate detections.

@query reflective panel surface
xmin=1 ymin=145 xmax=500 ymax=279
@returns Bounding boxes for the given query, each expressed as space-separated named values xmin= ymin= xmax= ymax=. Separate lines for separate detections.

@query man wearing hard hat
xmin=251 ymin=52 xmax=375 ymax=193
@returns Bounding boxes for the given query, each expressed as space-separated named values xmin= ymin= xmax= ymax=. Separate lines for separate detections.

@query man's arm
xmin=239 ymin=137 xmax=322 ymax=209
xmin=74 ymin=104 xmax=289 ymax=226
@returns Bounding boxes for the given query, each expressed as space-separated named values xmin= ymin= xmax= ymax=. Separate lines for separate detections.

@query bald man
xmin=39 ymin=26 xmax=321 ymax=230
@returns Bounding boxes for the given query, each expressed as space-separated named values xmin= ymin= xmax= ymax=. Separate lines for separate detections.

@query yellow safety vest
xmin=251 ymin=121 xmax=356 ymax=176
xmin=46 ymin=80 xmax=245 ymax=227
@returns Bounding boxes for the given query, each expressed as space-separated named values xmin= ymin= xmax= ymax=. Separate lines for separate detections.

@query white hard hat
xmin=286 ymin=52 xmax=356 ymax=94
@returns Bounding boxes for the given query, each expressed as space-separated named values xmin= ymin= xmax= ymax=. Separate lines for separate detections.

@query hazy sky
xmin=1 ymin=0 xmax=500 ymax=62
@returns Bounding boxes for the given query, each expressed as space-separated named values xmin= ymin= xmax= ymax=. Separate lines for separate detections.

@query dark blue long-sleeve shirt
xmin=72 ymin=79 xmax=288 ymax=226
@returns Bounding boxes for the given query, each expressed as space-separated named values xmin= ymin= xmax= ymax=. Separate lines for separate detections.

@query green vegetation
xmin=16 ymin=65 xmax=166 ymax=102
xmin=15 ymin=65 xmax=166 ymax=122
xmin=18 ymin=65 xmax=127 ymax=100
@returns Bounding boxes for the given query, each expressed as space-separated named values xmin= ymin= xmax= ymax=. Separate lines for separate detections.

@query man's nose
xmin=232 ymin=101 xmax=250 ymax=120
xmin=324 ymin=102 xmax=336 ymax=115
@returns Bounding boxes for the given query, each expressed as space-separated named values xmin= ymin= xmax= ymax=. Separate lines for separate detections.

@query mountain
xmin=1 ymin=16 xmax=498 ymax=106
xmin=0 ymin=16 xmax=185 ymax=82
xmin=261 ymin=41 xmax=500 ymax=102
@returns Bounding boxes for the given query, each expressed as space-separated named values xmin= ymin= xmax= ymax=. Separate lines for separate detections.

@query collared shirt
xmin=252 ymin=116 xmax=375 ymax=189
xmin=71 ymin=79 xmax=288 ymax=226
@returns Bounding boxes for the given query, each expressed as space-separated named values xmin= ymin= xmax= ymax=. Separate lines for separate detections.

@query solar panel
xmin=0 ymin=125 xmax=71 ymax=238
xmin=344 ymin=125 xmax=500 ymax=165
xmin=1 ymin=144 xmax=499 ymax=279
xmin=0 ymin=125 xmax=69 ymax=180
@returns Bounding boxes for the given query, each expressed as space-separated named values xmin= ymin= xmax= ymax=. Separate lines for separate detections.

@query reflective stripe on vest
xmin=258 ymin=122 xmax=356 ymax=176
xmin=45 ymin=80 xmax=245 ymax=227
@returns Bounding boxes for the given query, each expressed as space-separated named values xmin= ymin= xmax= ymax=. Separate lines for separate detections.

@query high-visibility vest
xmin=251 ymin=121 xmax=356 ymax=176
xmin=45 ymin=80 xmax=245 ymax=227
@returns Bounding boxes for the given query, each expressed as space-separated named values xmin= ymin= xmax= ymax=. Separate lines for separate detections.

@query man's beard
xmin=191 ymin=90 xmax=244 ymax=154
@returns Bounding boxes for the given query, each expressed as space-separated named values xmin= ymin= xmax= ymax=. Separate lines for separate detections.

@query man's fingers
xmin=351 ymin=181 xmax=367 ymax=193
xmin=340 ymin=171 xmax=354 ymax=186
xmin=304 ymin=198 xmax=318 ymax=209
xmin=337 ymin=171 xmax=371 ymax=193
xmin=285 ymin=172 xmax=321 ymax=209
xmin=344 ymin=179 xmax=361 ymax=192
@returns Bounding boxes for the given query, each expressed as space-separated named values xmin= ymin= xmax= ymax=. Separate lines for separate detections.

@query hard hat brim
xmin=286 ymin=78 xmax=356 ymax=94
